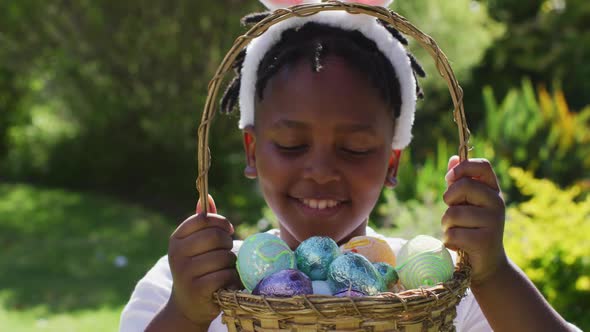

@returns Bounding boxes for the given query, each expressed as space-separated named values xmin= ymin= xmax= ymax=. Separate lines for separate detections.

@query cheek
xmin=256 ymin=144 xmax=284 ymax=176
xmin=347 ymin=157 xmax=389 ymax=203
xmin=255 ymin=143 xmax=294 ymax=194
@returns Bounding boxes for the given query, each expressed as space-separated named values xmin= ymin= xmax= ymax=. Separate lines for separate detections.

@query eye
xmin=341 ymin=147 xmax=372 ymax=156
xmin=274 ymin=143 xmax=308 ymax=152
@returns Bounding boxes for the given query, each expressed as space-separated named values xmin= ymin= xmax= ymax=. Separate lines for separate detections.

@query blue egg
xmin=236 ymin=233 xmax=295 ymax=292
xmin=312 ymin=280 xmax=333 ymax=295
xmin=327 ymin=252 xmax=386 ymax=296
xmin=295 ymin=236 xmax=340 ymax=280
xmin=252 ymin=269 xmax=313 ymax=297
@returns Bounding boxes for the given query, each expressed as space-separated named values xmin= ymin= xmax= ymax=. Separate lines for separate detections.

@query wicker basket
xmin=197 ymin=1 xmax=473 ymax=331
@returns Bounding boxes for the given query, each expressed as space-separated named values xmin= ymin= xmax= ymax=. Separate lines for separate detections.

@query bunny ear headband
xmin=239 ymin=0 xmax=416 ymax=149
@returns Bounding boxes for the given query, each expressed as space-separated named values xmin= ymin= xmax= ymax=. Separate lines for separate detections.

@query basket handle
xmin=196 ymin=1 xmax=471 ymax=271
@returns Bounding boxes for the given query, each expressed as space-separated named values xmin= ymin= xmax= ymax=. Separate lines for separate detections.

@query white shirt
xmin=119 ymin=228 xmax=579 ymax=331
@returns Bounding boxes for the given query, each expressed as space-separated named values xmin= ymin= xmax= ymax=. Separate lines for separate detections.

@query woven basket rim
xmin=215 ymin=267 xmax=470 ymax=312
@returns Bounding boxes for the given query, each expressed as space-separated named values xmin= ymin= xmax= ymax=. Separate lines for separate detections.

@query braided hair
xmin=220 ymin=13 xmax=425 ymax=121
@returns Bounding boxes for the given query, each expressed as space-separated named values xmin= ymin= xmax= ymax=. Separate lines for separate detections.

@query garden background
xmin=0 ymin=0 xmax=588 ymax=331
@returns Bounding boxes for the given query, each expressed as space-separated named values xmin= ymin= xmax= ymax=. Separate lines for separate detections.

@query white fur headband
xmin=239 ymin=0 xmax=417 ymax=149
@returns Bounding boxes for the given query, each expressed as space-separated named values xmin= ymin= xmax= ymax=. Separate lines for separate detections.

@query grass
xmin=0 ymin=182 xmax=175 ymax=331
xmin=0 ymin=304 xmax=122 ymax=332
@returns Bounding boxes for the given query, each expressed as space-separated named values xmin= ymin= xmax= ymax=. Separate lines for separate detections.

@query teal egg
xmin=373 ymin=262 xmax=399 ymax=289
xmin=295 ymin=236 xmax=340 ymax=280
xmin=327 ymin=252 xmax=386 ymax=296
xmin=236 ymin=233 xmax=295 ymax=292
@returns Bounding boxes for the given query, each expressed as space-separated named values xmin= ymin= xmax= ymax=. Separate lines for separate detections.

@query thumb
xmin=196 ymin=194 xmax=217 ymax=214
xmin=445 ymin=155 xmax=461 ymax=185
xmin=447 ymin=155 xmax=460 ymax=171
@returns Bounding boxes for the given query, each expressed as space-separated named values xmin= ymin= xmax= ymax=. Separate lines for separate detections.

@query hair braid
xmin=219 ymin=13 xmax=425 ymax=117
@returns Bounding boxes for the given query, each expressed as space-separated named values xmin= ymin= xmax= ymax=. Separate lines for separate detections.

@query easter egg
xmin=295 ymin=236 xmax=340 ymax=280
xmin=341 ymin=236 xmax=396 ymax=266
xmin=236 ymin=233 xmax=296 ymax=292
xmin=312 ymin=280 xmax=333 ymax=295
xmin=373 ymin=262 xmax=399 ymax=290
xmin=334 ymin=289 xmax=367 ymax=297
xmin=252 ymin=269 xmax=313 ymax=297
xmin=396 ymin=235 xmax=454 ymax=289
xmin=327 ymin=252 xmax=386 ymax=296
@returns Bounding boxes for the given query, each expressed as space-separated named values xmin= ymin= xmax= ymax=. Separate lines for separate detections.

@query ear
xmin=384 ymin=149 xmax=402 ymax=188
xmin=341 ymin=0 xmax=394 ymax=7
xmin=259 ymin=0 xmax=321 ymax=11
xmin=243 ymin=126 xmax=258 ymax=179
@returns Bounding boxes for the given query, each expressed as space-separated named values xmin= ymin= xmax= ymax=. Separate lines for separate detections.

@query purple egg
xmin=334 ymin=289 xmax=367 ymax=297
xmin=252 ymin=269 xmax=313 ymax=297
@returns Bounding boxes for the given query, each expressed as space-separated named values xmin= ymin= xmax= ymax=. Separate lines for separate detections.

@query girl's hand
xmin=442 ymin=156 xmax=508 ymax=285
xmin=166 ymin=195 xmax=242 ymax=327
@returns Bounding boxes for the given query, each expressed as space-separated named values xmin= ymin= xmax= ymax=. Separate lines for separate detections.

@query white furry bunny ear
xmin=259 ymin=0 xmax=321 ymax=11
xmin=340 ymin=0 xmax=394 ymax=7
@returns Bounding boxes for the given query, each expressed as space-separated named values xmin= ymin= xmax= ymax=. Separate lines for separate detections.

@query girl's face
xmin=244 ymin=56 xmax=398 ymax=249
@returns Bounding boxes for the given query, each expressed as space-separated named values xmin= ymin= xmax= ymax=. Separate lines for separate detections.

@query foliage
xmin=0 ymin=0 xmax=501 ymax=225
xmin=394 ymin=0 xmax=504 ymax=94
xmin=505 ymin=167 xmax=590 ymax=330
xmin=0 ymin=0 xmax=262 ymax=222
xmin=392 ymin=0 xmax=504 ymax=155
xmin=473 ymin=80 xmax=590 ymax=199
xmin=373 ymin=189 xmax=446 ymax=240
xmin=372 ymin=139 xmax=451 ymax=237
xmin=0 ymin=182 xmax=173 ymax=314
xmin=472 ymin=0 xmax=590 ymax=111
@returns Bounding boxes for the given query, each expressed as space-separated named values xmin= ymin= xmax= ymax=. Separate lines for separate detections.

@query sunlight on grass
xmin=0 ymin=304 xmax=121 ymax=332
xmin=0 ymin=183 xmax=175 ymax=330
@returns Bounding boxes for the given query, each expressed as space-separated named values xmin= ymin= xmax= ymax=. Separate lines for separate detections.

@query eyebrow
xmin=335 ymin=124 xmax=378 ymax=135
xmin=270 ymin=119 xmax=309 ymax=130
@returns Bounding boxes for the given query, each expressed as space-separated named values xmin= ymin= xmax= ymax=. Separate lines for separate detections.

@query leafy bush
xmin=373 ymin=189 xmax=446 ymax=240
xmin=475 ymin=0 xmax=590 ymax=111
xmin=0 ymin=0 xmax=503 ymax=224
xmin=472 ymin=80 xmax=590 ymax=200
xmin=505 ymin=167 xmax=590 ymax=330
xmin=392 ymin=0 xmax=504 ymax=154
xmin=373 ymin=140 xmax=450 ymax=237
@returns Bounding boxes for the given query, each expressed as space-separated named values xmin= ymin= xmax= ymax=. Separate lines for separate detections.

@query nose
xmin=302 ymin=147 xmax=341 ymax=184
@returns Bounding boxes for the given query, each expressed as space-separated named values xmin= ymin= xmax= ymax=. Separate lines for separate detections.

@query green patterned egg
xmin=396 ymin=235 xmax=454 ymax=289
xmin=237 ymin=233 xmax=295 ymax=292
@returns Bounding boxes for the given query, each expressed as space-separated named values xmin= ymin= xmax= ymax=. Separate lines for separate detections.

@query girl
xmin=120 ymin=1 xmax=579 ymax=331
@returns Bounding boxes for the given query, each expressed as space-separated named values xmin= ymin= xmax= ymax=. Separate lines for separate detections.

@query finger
xmin=443 ymin=226 xmax=490 ymax=253
xmin=182 ymin=250 xmax=237 ymax=280
xmin=171 ymin=227 xmax=234 ymax=257
xmin=193 ymin=268 xmax=243 ymax=294
xmin=445 ymin=155 xmax=460 ymax=187
xmin=196 ymin=194 xmax=217 ymax=214
xmin=172 ymin=213 xmax=234 ymax=239
xmin=446 ymin=159 xmax=500 ymax=192
xmin=441 ymin=205 xmax=503 ymax=232
xmin=443 ymin=177 xmax=504 ymax=208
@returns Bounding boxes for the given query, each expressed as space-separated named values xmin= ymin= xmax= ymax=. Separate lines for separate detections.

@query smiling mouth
xmin=299 ymin=198 xmax=343 ymax=210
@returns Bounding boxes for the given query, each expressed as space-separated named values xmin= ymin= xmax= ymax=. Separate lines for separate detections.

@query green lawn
xmin=0 ymin=305 xmax=122 ymax=332
xmin=0 ymin=183 xmax=175 ymax=331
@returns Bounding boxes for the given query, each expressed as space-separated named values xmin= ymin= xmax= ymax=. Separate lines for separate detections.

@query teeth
xmin=301 ymin=199 xmax=340 ymax=210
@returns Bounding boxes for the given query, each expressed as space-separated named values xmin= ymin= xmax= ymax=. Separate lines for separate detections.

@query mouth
xmin=299 ymin=198 xmax=343 ymax=210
